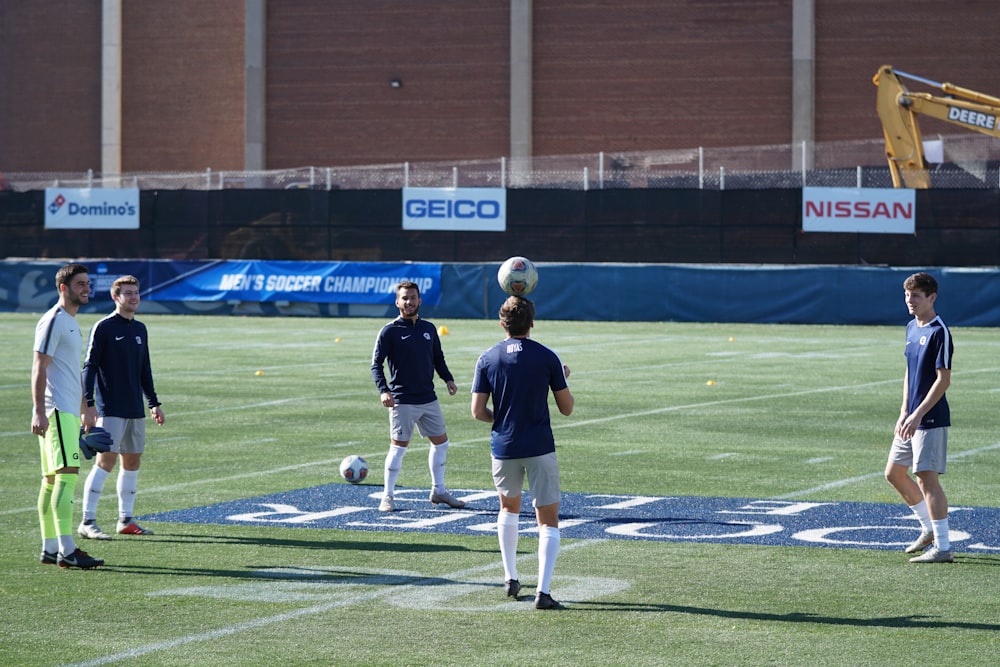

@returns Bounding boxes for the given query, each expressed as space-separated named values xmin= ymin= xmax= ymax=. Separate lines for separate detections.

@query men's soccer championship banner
xmin=71 ymin=260 xmax=441 ymax=305
xmin=801 ymin=187 xmax=915 ymax=234
xmin=44 ymin=188 xmax=140 ymax=229
xmin=143 ymin=260 xmax=443 ymax=304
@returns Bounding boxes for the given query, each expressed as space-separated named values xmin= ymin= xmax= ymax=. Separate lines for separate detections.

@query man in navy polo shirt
xmin=884 ymin=272 xmax=955 ymax=563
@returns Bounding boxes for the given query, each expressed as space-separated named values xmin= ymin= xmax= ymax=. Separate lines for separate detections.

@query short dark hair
xmin=903 ymin=272 xmax=938 ymax=295
xmin=55 ymin=263 xmax=88 ymax=288
xmin=397 ymin=280 xmax=420 ymax=296
xmin=499 ymin=296 xmax=534 ymax=336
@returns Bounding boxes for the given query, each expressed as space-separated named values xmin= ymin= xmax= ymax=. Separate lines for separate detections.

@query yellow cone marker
xmin=438 ymin=325 xmax=449 ymax=335
xmin=706 ymin=380 xmax=716 ymax=386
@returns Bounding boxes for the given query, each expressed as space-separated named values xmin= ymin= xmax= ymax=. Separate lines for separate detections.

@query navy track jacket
xmin=83 ymin=313 xmax=160 ymax=418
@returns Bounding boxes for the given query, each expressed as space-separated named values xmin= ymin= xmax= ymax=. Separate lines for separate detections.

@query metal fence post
xmin=699 ymin=147 xmax=704 ymax=190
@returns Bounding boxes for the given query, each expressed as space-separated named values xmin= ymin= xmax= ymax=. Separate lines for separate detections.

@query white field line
xmin=773 ymin=440 xmax=1000 ymax=499
xmin=58 ymin=538 xmax=604 ymax=667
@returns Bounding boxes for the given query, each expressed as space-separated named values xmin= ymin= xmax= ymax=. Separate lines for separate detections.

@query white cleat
xmin=429 ymin=490 xmax=466 ymax=509
xmin=78 ymin=521 xmax=113 ymax=540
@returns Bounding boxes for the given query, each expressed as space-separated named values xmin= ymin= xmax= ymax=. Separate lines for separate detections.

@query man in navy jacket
xmin=79 ymin=275 xmax=164 ymax=539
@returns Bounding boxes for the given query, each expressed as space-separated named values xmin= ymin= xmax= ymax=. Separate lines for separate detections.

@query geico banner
xmin=146 ymin=260 xmax=442 ymax=304
xmin=802 ymin=187 xmax=915 ymax=234
xmin=44 ymin=188 xmax=140 ymax=229
xmin=402 ymin=187 xmax=506 ymax=231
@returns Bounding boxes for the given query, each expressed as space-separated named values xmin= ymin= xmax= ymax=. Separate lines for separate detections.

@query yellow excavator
xmin=873 ymin=64 xmax=1000 ymax=188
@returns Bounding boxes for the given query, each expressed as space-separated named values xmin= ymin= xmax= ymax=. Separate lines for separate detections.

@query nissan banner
xmin=802 ymin=187 xmax=915 ymax=234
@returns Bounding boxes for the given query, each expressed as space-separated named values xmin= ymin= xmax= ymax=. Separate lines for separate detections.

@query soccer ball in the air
xmin=339 ymin=455 xmax=368 ymax=484
xmin=497 ymin=256 xmax=538 ymax=296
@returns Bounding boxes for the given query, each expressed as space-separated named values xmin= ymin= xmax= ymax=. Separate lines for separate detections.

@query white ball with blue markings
xmin=497 ymin=256 xmax=538 ymax=296
xmin=339 ymin=455 xmax=368 ymax=484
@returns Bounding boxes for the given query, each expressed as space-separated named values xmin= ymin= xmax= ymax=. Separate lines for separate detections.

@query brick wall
xmin=3 ymin=2 xmax=1000 ymax=173
xmin=0 ymin=1 xmax=101 ymax=171
xmin=122 ymin=1 xmax=244 ymax=171
xmin=266 ymin=1 xmax=509 ymax=167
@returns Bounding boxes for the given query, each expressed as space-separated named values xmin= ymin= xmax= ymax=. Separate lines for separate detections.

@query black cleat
xmin=39 ymin=550 xmax=58 ymax=565
xmin=57 ymin=548 xmax=105 ymax=569
xmin=504 ymin=579 xmax=521 ymax=598
xmin=534 ymin=592 xmax=565 ymax=610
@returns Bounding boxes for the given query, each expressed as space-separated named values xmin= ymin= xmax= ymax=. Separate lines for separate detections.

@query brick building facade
xmin=1 ymin=1 xmax=998 ymax=175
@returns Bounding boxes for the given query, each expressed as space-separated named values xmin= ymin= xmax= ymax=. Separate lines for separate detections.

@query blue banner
xmin=6 ymin=260 xmax=1000 ymax=326
xmin=145 ymin=260 xmax=442 ymax=304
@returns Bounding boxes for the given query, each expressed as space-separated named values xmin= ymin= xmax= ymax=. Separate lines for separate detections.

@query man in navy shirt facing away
xmin=884 ymin=272 xmax=955 ymax=563
xmin=80 ymin=275 xmax=165 ymax=540
xmin=371 ymin=280 xmax=464 ymax=512
xmin=472 ymin=295 xmax=574 ymax=609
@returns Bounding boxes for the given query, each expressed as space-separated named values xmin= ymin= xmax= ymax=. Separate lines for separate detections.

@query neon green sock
xmin=53 ymin=474 xmax=78 ymax=537
xmin=38 ymin=480 xmax=56 ymax=540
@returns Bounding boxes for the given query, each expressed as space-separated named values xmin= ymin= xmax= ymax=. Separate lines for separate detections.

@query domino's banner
xmin=802 ymin=187 xmax=915 ymax=234
xmin=146 ymin=260 xmax=442 ymax=304
xmin=403 ymin=187 xmax=506 ymax=231
xmin=44 ymin=188 xmax=140 ymax=229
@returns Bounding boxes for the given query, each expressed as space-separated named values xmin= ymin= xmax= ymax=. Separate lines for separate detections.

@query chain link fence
xmin=4 ymin=135 xmax=1000 ymax=192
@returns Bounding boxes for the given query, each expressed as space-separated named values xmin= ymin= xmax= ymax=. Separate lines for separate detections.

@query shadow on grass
xmin=566 ymin=600 xmax=1000 ymax=632
xmin=94 ymin=564 xmax=498 ymax=592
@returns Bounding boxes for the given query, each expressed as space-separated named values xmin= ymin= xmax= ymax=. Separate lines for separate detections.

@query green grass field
xmin=2 ymin=313 xmax=999 ymax=666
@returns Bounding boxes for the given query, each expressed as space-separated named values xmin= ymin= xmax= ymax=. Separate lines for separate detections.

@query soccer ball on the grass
xmin=497 ymin=256 xmax=538 ymax=296
xmin=339 ymin=455 xmax=368 ymax=484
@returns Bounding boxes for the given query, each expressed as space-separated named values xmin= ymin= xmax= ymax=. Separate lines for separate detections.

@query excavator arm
xmin=873 ymin=65 xmax=1000 ymax=188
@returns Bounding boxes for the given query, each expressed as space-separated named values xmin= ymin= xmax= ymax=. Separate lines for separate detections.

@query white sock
xmin=81 ymin=466 xmax=110 ymax=521
xmin=932 ymin=517 xmax=951 ymax=551
xmin=497 ymin=510 xmax=519 ymax=582
xmin=429 ymin=440 xmax=449 ymax=494
xmin=537 ymin=525 xmax=560 ymax=595
xmin=58 ymin=534 xmax=77 ymax=556
xmin=118 ymin=469 xmax=139 ymax=520
xmin=384 ymin=445 xmax=407 ymax=497
xmin=909 ymin=500 xmax=933 ymax=532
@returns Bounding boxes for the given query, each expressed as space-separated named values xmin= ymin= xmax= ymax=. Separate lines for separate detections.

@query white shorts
xmin=389 ymin=401 xmax=447 ymax=443
xmin=889 ymin=427 xmax=948 ymax=474
xmin=492 ymin=452 xmax=561 ymax=508
xmin=97 ymin=416 xmax=147 ymax=455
